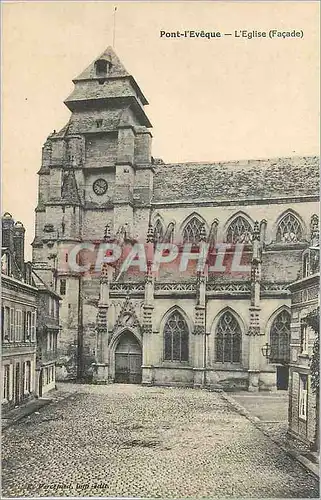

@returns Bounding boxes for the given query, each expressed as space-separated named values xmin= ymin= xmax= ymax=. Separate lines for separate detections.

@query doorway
xmin=115 ymin=331 xmax=142 ymax=384
xmin=276 ymin=365 xmax=289 ymax=390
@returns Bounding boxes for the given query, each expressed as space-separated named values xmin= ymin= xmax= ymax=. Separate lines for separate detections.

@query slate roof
xmin=153 ymin=156 xmax=320 ymax=203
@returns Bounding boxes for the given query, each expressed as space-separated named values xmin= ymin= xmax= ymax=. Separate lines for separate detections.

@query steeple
xmin=64 ymin=46 xmax=151 ymax=128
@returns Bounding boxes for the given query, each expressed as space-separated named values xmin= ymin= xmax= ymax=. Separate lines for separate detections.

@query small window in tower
xmin=62 ymin=207 xmax=65 ymax=214
xmin=96 ymin=119 xmax=103 ymax=129
xmin=95 ymin=59 xmax=108 ymax=77
xmin=73 ymin=206 xmax=76 ymax=214
xmin=60 ymin=279 xmax=66 ymax=296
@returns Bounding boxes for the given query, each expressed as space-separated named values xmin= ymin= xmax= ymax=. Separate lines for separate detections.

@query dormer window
xmin=96 ymin=119 xmax=103 ymax=128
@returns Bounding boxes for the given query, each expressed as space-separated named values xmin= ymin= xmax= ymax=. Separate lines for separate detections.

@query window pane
xmin=215 ymin=332 xmax=224 ymax=362
xmin=226 ymin=216 xmax=252 ymax=244
xmin=154 ymin=220 xmax=164 ymax=243
xmin=270 ymin=310 xmax=290 ymax=363
xmin=215 ymin=311 xmax=242 ymax=363
xmin=172 ymin=332 xmax=181 ymax=360
xmin=183 ymin=217 xmax=204 ymax=244
xmin=181 ymin=331 xmax=189 ymax=361
xmin=232 ymin=335 xmax=241 ymax=363
xmin=164 ymin=330 xmax=172 ymax=360
xmin=164 ymin=311 xmax=189 ymax=362
xmin=276 ymin=213 xmax=303 ymax=243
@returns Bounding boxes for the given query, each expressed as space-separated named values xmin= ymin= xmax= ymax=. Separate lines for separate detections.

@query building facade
xmin=32 ymin=47 xmax=320 ymax=391
xmin=1 ymin=214 xmax=37 ymax=411
xmin=288 ymin=221 xmax=320 ymax=447
xmin=33 ymin=271 xmax=60 ymax=397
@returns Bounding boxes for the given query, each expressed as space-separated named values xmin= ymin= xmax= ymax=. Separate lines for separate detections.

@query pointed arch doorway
xmin=114 ymin=331 xmax=142 ymax=384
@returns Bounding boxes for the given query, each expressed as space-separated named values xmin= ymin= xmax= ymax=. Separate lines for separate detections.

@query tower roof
xmin=73 ymin=46 xmax=130 ymax=81
xmin=65 ymin=46 xmax=149 ymax=114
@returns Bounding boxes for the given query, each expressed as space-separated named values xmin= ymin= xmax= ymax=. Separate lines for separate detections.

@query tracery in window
xmin=226 ymin=216 xmax=252 ymax=244
xmin=215 ymin=310 xmax=241 ymax=363
xmin=269 ymin=310 xmax=291 ymax=363
xmin=164 ymin=310 xmax=189 ymax=362
xmin=163 ymin=222 xmax=175 ymax=243
xmin=182 ymin=217 xmax=205 ymax=244
xmin=154 ymin=219 xmax=164 ymax=244
xmin=276 ymin=213 xmax=303 ymax=243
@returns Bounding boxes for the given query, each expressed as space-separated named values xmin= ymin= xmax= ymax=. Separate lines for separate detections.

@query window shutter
xmin=1 ymin=307 xmax=4 ymax=341
xmin=10 ymin=309 xmax=15 ymax=341
xmin=8 ymin=364 xmax=13 ymax=400
xmin=22 ymin=362 xmax=26 ymax=393
xmin=23 ymin=311 xmax=26 ymax=341
xmin=15 ymin=310 xmax=22 ymax=341
xmin=4 ymin=307 xmax=10 ymax=339
xmin=2 ymin=367 xmax=6 ymax=402
xmin=27 ymin=312 xmax=31 ymax=340
xmin=31 ymin=311 xmax=36 ymax=342
xmin=15 ymin=311 xmax=18 ymax=341
xmin=30 ymin=361 xmax=34 ymax=392
xmin=19 ymin=311 xmax=22 ymax=340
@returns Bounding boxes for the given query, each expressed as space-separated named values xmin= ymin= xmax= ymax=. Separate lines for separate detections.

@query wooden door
xmin=115 ymin=331 xmax=142 ymax=384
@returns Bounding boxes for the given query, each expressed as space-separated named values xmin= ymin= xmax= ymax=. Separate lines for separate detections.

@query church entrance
xmin=114 ymin=331 xmax=142 ymax=384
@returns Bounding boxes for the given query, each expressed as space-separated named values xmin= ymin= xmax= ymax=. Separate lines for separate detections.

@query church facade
xmin=32 ymin=47 xmax=320 ymax=391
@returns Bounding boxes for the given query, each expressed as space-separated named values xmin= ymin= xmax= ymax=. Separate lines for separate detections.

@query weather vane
xmin=113 ymin=6 xmax=117 ymax=48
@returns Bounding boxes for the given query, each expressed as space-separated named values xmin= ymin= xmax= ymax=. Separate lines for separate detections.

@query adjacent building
xmin=288 ymin=216 xmax=320 ymax=447
xmin=1 ymin=213 xmax=60 ymax=412
xmin=1 ymin=213 xmax=37 ymax=411
xmin=32 ymin=271 xmax=60 ymax=396
xmin=31 ymin=47 xmax=320 ymax=390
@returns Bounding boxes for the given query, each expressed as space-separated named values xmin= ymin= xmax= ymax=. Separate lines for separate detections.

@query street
xmin=2 ymin=384 xmax=319 ymax=498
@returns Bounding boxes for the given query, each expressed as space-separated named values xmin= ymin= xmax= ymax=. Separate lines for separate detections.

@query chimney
xmin=2 ymin=213 xmax=14 ymax=250
xmin=13 ymin=221 xmax=25 ymax=276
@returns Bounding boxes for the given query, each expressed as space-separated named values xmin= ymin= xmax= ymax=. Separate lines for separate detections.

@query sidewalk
xmin=2 ymin=397 xmax=53 ymax=430
xmin=2 ymin=387 xmax=73 ymax=431
xmin=222 ymin=390 xmax=319 ymax=479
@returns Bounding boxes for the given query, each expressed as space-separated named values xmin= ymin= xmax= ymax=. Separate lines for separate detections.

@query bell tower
xmin=64 ymin=46 xmax=153 ymax=239
xmin=32 ymin=47 xmax=153 ymax=380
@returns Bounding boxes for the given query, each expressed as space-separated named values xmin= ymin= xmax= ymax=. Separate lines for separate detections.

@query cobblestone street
xmin=2 ymin=384 xmax=319 ymax=499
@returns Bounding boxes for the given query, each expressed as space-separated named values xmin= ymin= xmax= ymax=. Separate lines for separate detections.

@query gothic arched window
xmin=226 ymin=216 xmax=252 ymax=244
xmin=164 ymin=310 xmax=189 ymax=362
xmin=163 ymin=222 xmax=175 ymax=243
xmin=276 ymin=213 xmax=303 ymax=243
xmin=182 ymin=217 xmax=205 ymax=244
xmin=270 ymin=310 xmax=291 ymax=363
xmin=154 ymin=219 xmax=164 ymax=244
xmin=215 ymin=310 xmax=241 ymax=363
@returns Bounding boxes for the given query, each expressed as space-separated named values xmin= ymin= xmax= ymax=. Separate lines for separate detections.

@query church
xmin=32 ymin=47 xmax=319 ymax=391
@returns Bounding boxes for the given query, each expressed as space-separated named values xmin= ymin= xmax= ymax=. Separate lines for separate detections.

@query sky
xmin=2 ymin=1 xmax=320 ymax=258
